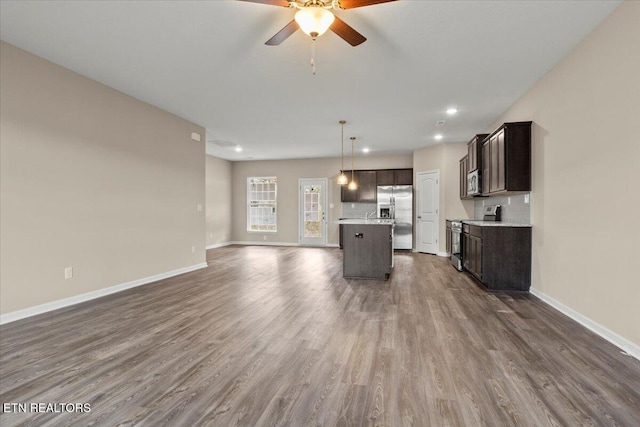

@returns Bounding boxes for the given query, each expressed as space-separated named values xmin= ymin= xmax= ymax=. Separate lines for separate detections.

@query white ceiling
xmin=0 ymin=0 xmax=620 ymax=161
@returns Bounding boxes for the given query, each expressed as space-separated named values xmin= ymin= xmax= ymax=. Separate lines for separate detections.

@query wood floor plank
xmin=1 ymin=246 xmax=639 ymax=426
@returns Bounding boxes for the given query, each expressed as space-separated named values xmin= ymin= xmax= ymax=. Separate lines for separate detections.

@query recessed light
xmin=434 ymin=134 xmax=443 ymax=141
xmin=362 ymin=147 xmax=370 ymax=153
xmin=446 ymin=107 xmax=458 ymax=115
xmin=235 ymin=146 xmax=243 ymax=152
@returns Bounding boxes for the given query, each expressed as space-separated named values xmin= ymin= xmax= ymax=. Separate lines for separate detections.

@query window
xmin=247 ymin=177 xmax=277 ymax=232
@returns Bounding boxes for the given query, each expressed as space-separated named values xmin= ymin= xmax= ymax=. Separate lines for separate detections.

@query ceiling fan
xmin=239 ymin=0 xmax=397 ymax=47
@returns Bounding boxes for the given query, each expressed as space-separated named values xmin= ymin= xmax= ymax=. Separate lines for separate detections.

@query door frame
xmin=298 ymin=178 xmax=328 ymax=246
xmin=416 ymin=170 xmax=441 ymax=255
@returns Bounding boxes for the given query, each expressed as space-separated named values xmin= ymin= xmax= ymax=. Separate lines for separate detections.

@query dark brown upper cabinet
xmin=341 ymin=169 xmax=413 ymax=202
xmin=341 ymin=170 xmax=377 ymax=203
xmin=376 ymin=170 xmax=395 ymax=186
xmin=482 ymin=140 xmax=491 ymax=194
xmin=357 ymin=170 xmax=377 ymax=202
xmin=376 ymin=169 xmax=413 ymax=186
xmin=481 ymin=122 xmax=532 ymax=195
xmin=394 ymin=169 xmax=413 ymax=185
xmin=460 ymin=156 xmax=470 ymax=199
xmin=467 ymin=134 xmax=489 ymax=173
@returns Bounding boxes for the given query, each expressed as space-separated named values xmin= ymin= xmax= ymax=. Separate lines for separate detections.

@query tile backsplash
xmin=474 ymin=193 xmax=530 ymax=224
xmin=341 ymin=202 xmax=377 ymax=219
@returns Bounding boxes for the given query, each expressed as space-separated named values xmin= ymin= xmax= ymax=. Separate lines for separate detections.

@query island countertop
xmin=335 ymin=218 xmax=395 ymax=225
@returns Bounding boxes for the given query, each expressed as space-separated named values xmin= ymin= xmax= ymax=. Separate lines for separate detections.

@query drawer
xmin=470 ymin=225 xmax=482 ymax=238
xmin=463 ymin=224 xmax=470 ymax=234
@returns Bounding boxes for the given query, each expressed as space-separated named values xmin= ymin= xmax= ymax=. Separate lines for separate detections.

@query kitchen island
xmin=337 ymin=218 xmax=394 ymax=280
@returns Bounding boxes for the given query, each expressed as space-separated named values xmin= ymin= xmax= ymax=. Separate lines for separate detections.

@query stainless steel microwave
xmin=467 ymin=170 xmax=480 ymax=196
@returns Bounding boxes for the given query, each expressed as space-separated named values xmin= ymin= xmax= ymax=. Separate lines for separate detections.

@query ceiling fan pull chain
xmin=310 ymin=39 xmax=317 ymax=75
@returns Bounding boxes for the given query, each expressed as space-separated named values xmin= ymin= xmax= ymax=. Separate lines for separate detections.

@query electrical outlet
xmin=263 ymin=235 xmax=267 ymax=241
xmin=209 ymin=233 xmax=213 ymax=238
xmin=508 ymin=197 xmax=511 ymax=205
xmin=524 ymin=194 xmax=530 ymax=204
xmin=197 ymin=204 xmax=203 ymax=212
xmin=191 ymin=246 xmax=196 ymax=253
xmin=64 ymin=267 xmax=73 ymax=279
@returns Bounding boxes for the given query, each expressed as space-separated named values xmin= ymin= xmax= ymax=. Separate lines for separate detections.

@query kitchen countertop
xmin=462 ymin=220 xmax=532 ymax=227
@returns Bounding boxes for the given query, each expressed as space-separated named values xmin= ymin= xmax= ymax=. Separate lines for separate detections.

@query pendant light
xmin=337 ymin=120 xmax=348 ymax=185
xmin=348 ymin=137 xmax=358 ymax=190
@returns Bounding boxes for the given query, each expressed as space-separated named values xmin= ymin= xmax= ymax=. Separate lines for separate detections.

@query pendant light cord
xmin=341 ymin=122 xmax=345 ymax=173
xmin=351 ymin=137 xmax=355 ymax=182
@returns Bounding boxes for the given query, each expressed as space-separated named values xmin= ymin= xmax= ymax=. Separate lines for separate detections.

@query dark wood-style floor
xmin=1 ymin=246 xmax=639 ymax=426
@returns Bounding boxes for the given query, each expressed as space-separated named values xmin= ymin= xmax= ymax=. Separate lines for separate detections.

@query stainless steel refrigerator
xmin=377 ymin=185 xmax=413 ymax=250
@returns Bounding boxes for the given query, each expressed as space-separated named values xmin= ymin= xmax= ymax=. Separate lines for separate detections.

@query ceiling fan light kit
xmin=295 ymin=7 xmax=335 ymax=39
xmin=240 ymin=0 xmax=396 ymax=47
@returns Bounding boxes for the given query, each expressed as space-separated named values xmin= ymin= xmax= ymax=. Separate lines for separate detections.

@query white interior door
xmin=416 ymin=171 xmax=440 ymax=254
xmin=299 ymin=179 xmax=327 ymax=246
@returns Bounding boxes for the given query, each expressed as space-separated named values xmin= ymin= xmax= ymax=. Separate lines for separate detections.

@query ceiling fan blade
xmin=265 ymin=20 xmax=299 ymax=45
xmin=338 ymin=0 xmax=396 ymax=9
xmin=330 ymin=16 xmax=366 ymax=46
xmin=237 ymin=0 xmax=291 ymax=7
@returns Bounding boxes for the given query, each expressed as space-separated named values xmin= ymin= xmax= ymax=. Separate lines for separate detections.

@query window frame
xmin=246 ymin=176 xmax=278 ymax=233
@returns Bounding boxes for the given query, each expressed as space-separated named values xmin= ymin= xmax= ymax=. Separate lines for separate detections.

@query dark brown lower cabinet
xmin=468 ymin=234 xmax=482 ymax=280
xmin=462 ymin=224 xmax=531 ymax=291
xmin=462 ymin=225 xmax=470 ymax=270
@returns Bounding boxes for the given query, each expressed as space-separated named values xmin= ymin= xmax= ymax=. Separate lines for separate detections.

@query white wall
xmin=231 ymin=155 xmax=413 ymax=245
xmin=413 ymin=142 xmax=474 ymax=253
xmin=486 ymin=1 xmax=640 ymax=347
xmin=206 ymin=155 xmax=232 ymax=247
xmin=0 ymin=42 xmax=206 ymax=315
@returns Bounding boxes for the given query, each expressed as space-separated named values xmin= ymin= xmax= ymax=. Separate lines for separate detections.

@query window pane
xmin=248 ymin=177 xmax=277 ymax=232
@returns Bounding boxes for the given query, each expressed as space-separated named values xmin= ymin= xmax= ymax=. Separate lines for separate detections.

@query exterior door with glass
xmin=299 ymin=179 xmax=328 ymax=246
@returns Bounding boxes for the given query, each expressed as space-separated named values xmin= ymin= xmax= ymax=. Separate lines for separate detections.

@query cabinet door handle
xmin=417 ymin=216 xmax=422 ymax=219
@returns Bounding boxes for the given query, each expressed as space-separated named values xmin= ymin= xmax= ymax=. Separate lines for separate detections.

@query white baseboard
xmin=206 ymin=242 xmax=232 ymax=249
xmin=411 ymin=250 xmax=448 ymax=257
xmin=230 ymin=241 xmax=341 ymax=248
xmin=0 ymin=262 xmax=208 ymax=325
xmin=230 ymin=241 xmax=300 ymax=247
xmin=530 ymin=287 xmax=640 ymax=361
